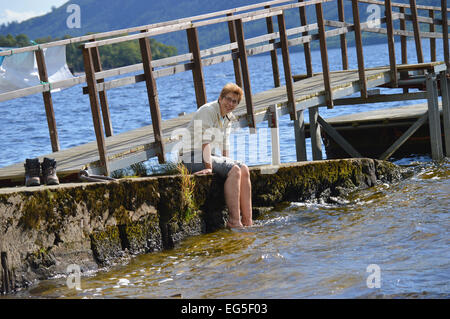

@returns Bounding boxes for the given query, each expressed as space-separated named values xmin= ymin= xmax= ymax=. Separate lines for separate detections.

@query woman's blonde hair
xmin=219 ymin=83 xmax=244 ymax=103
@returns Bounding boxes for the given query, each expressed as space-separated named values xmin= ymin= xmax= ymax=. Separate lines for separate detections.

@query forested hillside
xmin=0 ymin=33 xmax=177 ymax=72
xmin=0 ymin=0 xmax=265 ymax=51
xmin=2 ymin=0 xmax=445 ymax=51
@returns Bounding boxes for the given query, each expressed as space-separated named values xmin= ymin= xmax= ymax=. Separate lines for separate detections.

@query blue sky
xmin=0 ymin=0 xmax=68 ymax=25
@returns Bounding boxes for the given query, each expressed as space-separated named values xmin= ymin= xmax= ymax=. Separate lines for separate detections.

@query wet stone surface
xmin=0 ymin=159 xmax=405 ymax=294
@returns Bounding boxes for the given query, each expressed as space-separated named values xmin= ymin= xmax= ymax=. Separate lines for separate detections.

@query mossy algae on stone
xmin=119 ymin=214 xmax=162 ymax=255
xmin=157 ymin=175 xmax=206 ymax=249
xmin=90 ymin=225 xmax=123 ymax=266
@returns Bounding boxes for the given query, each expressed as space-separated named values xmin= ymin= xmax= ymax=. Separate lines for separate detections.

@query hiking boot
xmin=41 ymin=157 xmax=59 ymax=185
xmin=24 ymin=158 xmax=41 ymax=186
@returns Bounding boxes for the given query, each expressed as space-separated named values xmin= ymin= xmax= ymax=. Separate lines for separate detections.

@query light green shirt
xmin=183 ymin=100 xmax=234 ymax=156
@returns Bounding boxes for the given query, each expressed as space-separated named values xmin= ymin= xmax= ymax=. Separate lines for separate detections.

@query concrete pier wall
xmin=0 ymin=159 xmax=405 ymax=294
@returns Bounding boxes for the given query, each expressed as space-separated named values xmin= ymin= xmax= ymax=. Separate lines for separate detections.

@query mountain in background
xmin=1 ymin=0 xmax=265 ymax=53
xmin=1 ymin=0 xmax=444 ymax=53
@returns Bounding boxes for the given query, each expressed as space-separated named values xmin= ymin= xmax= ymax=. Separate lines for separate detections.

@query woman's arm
xmin=193 ymin=143 xmax=212 ymax=175
xmin=202 ymin=143 xmax=212 ymax=169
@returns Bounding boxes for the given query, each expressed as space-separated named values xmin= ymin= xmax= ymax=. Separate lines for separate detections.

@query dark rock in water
xmin=0 ymin=158 xmax=404 ymax=294
xmin=250 ymin=158 xmax=403 ymax=206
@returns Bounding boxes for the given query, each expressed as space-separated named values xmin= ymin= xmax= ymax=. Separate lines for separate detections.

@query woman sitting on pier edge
xmin=180 ymin=83 xmax=253 ymax=228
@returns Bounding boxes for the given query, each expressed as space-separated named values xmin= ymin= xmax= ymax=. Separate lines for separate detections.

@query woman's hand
xmin=193 ymin=168 xmax=212 ymax=175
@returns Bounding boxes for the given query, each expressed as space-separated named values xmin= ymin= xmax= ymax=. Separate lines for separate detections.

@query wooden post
xmin=439 ymin=71 xmax=450 ymax=157
xmin=1 ymin=252 xmax=13 ymax=294
xmin=385 ymin=0 xmax=398 ymax=87
xmin=295 ymin=1 xmax=309 ymax=162
xmin=294 ymin=110 xmax=307 ymax=161
xmin=379 ymin=112 xmax=428 ymax=160
xmin=82 ymin=47 xmax=109 ymax=176
xmin=1 ymin=251 xmax=9 ymax=294
xmin=268 ymin=105 xmax=280 ymax=166
xmin=35 ymin=48 xmax=60 ymax=152
xmin=429 ymin=10 xmax=436 ymax=62
xmin=299 ymin=0 xmax=313 ymax=77
xmin=187 ymin=27 xmax=207 ymax=108
xmin=90 ymin=44 xmax=113 ymax=137
xmin=399 ymin=6 xmax=409 ymax=94
xmin=139 ymin=35 xmax=166 ymax=163
xmin=409 ymin=0 xmax=424 ymax=64
xmin=426 ymin=73 xmax=443 ymax=160
xmin=309 ymin=107 xmax=322 ymax=160
xmin=277 ymin=12 xmax=297 ymax=120
xmin=315 ymin=2 xmax=333 ymax=108
xmin=337 ymin=0 xmax=349 ymax=70
xmin=317 ymin=115 xmax=362 ymax=158
xmin=400 ymin=7 xmax=408 ymax=66
xmin=227 ymin=13 xmax=243 ymax=88
xmin=234 ymin=18 xmax=256 ymax=131
xmin=351 ymin=0 xmax=368 ymax=99
xmin=442 ymin=0 xmax=450 ymax=73
xmin=265 ymin=5 xmax=281 ymax=88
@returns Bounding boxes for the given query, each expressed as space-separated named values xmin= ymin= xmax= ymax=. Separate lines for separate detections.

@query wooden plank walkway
xmin=1 ymin=0 xmax=447 ymax=186
xmin=322 ymin=102 xmax=434 ymax=126
xmin=0 ymin=66 xmax=392 ymax=185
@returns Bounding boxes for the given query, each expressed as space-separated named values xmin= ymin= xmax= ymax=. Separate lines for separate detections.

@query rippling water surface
xmin=9 ymin=159 xmax=448 ymax=299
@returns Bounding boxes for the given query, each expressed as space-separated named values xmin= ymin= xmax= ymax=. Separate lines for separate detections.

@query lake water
xmin=1 ymin=39 xmax=449 ymax=299
xmin=8 ymin=157 xmax=450 ymax=299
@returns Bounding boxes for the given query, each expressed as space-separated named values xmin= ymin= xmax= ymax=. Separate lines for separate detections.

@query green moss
xmin=251 ymin=159 xmax=381 ymax=206
xmin=14 ymin=160 xmax=385 ymax=232
xmin=113 ymin=205 xmax=132 ymax=225
xmin=19 ymin=189 xmax=58 ymax=230
xmin=120 ymin=216 xmax=161 ymax=253
xmin=0 ymin=193 xmax=11 ymax=205
xmin=90 ymin=226 xmax=120 ymax=243
xmin=177 ymin=165 xmax=199 ymax=222
xmin=26 ymin=245 xmax=57 ymax=270
xmin=108 ymin=179 xmax=159 ymax=216
xmin=123 ymin=222 xmax=145 ymax=242
xmin=90 ymin=225 xmax=123 ymax=265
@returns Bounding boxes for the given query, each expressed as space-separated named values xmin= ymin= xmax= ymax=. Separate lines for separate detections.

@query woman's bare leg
xmin=224 ymin=165 xmax=243 ymax=228
xmin=239 ymin=165 xmax=253 ymax=226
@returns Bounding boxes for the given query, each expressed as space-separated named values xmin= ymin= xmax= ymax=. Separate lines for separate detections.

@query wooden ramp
xmin=0 ymin=66 xmax=393 ymax=186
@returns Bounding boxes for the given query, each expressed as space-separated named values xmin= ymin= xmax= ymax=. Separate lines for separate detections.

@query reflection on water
xmin=9 ymin=159 xmax=449 ymax=299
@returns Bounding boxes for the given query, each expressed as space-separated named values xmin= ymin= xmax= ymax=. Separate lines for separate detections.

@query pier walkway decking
xmin=0 ymin=0 xmax=449 ymax=186
xmin=0 ymin=63 xmax=445 ymax=186
xmin=0 ymin=67 xmax=393 ymax=182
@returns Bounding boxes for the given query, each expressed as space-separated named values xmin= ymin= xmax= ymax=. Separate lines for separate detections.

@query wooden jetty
xmin=321 ymin=102 xmax=447 ymax=159
xmin=0 ymin=0 xmax=449 ymax=187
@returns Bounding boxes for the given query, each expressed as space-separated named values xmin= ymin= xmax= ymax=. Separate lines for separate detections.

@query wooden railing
xmin=0 ymin=0 xmax=449 ymax=174
xmin=0 ymin=0 xmax=307 ymax=151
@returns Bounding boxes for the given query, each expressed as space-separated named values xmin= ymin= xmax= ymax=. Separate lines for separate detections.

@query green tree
xmin=0 ymin=31 xmax=177 ymax=72
xmin=0 ymin=34 xmax=17 ymax=47
xmin=32 ymin=34 xmax=177 ymax=73
xmin=15 ymin=34 xmax=30 ymax=47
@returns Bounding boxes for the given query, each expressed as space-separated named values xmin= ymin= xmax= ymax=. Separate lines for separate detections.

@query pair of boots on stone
xmin=24 ymin=158 xmax=59 ymax=186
